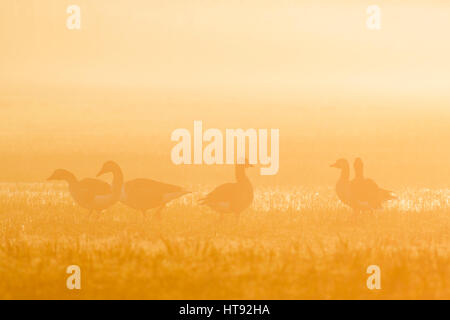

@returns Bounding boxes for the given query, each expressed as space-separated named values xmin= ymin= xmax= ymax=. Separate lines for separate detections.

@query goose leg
xmin=350 ymin=209 xmax=359 ymax=223
xmin=138 ymin=209 xmax=146 ymax=223
xmin=88 ymin=210 xmax=96 ymax=221
xmin=88 ymin=210 xmax=100 ymax=221
xmin=218 ymin=212 xmax=227 ymax=228
xmin=154 ymin=205 xmax=165 ymax=220
xmin=234 ymin=212 xmax=240 ymax=225
xmin=216 ymin=213 xmax=225 ymax=234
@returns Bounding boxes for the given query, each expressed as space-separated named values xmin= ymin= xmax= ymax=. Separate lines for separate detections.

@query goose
xmin=120 ymin=178 xmax=190 ymax=217
xmin=199 ymin=159 xmax=254 ymax=219
xmin=330 ymin=158 xmax=356 ymax=209
xmin=47 ymin=161 xmax=123 ymax=213
xmin=350 ymin=157 xmax=396 ymax=210
xmin=95 ymin=160 xmax=125 ymax=210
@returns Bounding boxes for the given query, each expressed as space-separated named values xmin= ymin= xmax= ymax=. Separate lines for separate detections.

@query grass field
xmin=1 ymin=0 xmax=450 ymax=302
xmin=0 ymin=182 xmax=448 ymax=299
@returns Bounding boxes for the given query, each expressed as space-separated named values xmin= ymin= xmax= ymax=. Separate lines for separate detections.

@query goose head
xmin=330 ymin=158 xmax=349 ymax=170
xmin=237 ymin=157 xmax=254 ymax=169
xmin=48 ymin=169 xmax=72 ymax=181
xmin=96 ymin=161 xmax=121 ymax=177
xmin=97 ymin=161 xmax=124 ymax=196
xmin=235 ymin=158 xmax=254 ymax=183
xmin=354 ymin=157 xmax=364 ymax=176
xmin=47 ymin=169 xmax=77 ymax=184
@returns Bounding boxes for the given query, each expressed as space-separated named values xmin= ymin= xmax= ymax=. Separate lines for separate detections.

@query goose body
xmin=331 ymin=158 xmax=396 ymax=212
xmin=199 ymin=161 xmax=253 ymax=216
xmin=350 ymin=158 xmax=396 ymax=210
xmin=330 ymin=159 xmax=357 ymax=209
xmin=120 ymin=178 xmax=190 ymax=213
xmin=47 ymin=161 xmax=124 ymax=212
xmin=68 ymin=178 xmax=112 ymax=211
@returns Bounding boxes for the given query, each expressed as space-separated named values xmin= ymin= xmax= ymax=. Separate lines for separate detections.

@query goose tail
xmin=380 ymin=188 xmax=397 ymax=200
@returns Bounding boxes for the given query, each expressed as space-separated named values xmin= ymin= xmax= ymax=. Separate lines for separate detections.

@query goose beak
xmin=96 ymin=168 xmax=107 ymax=177
xmin=330 ymin=163 xmax=337 ymax=168
xmin=47 ymin=172 xmax=57 ymax=180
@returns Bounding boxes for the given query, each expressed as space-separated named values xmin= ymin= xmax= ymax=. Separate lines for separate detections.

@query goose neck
xmin=111 ymin=168 xmax=124 ymax=196
xmin=340 ymin=166 xmax=350 ymax=181
xmin=235 ymin=166 xmax=249 ymax=183
xmin=355 ymin=170 xmax=364 ymax=179
xmin=354 ymin=165 xmax=364 ymax=179
xmin=64 ymin=171 xmax=78 ymax=186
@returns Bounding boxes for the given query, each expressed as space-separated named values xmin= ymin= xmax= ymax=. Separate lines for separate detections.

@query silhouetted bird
xmin=120 ymin=178 xmax=190 ymax=218
xmin=350 ymin=158 xmax=396 ymax=211
xmin=47 ymin=160 xmax=123 ymax=214
xmin=330 ymin=158 xmax=354 ymax=209
xmin=199 ymin=159 xmax=254 ymax=220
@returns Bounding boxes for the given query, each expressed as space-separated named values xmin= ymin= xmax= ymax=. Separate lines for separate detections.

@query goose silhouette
xmin=47 ymin=161 xmax=124 ymax=214
xmin=120 ymin=178 xmax=190 ymax=217
xmin=199 ymin=159 xmax=254 ymax=219
xmin=330 ymin=158 xmax=355 ymax=209
xmin=350 ymin=157 xmax=396 ymax=210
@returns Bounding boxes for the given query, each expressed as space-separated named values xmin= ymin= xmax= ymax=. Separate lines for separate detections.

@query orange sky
xmin=1 ymin=0 xmax=450 ymax=98
xmin=0 ymin=1 xmax=449 ymax=186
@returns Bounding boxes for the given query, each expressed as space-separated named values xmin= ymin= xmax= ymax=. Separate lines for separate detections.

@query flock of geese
xmin=47 ymin=158 xmax=396 ymax=219
xmin=330 ymin=158 xmax=396 ymax=213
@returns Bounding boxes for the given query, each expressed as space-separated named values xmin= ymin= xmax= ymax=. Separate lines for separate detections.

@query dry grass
xmin=0 ymin=183 xmax=448 ymax=299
